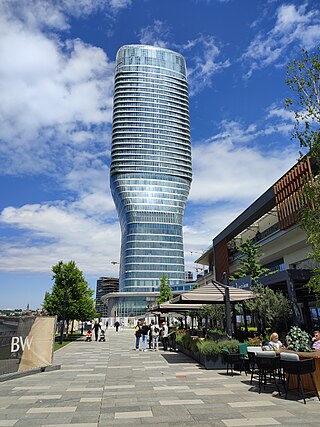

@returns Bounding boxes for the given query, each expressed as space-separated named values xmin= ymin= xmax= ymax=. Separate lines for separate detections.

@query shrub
xmin=286 ymin=326 xmax=311 ymax=352
xmin=177 ymin=331 xmax=240 ymax=356
xmin=216 ymin=339 xmax=239 ymax=353
xmin=196 ymin=339 xmax=218 ymax=355
xmin=248 ymin=335 xmax=264 ymax=346
xmin=196 ymin=338 xmax=239 ymax=356
xmin=176 ymin=331 xmax=199 ymax=352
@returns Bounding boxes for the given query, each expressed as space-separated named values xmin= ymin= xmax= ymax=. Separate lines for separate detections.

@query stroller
xmin=99 ymin=330 xmax=106 ymax=342
xmin=85 ymin=329 xmax=92 ymax=342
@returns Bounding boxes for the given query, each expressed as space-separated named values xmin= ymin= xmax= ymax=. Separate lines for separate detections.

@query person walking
xmin=141 ymin=320 xmax=149 ymax=351
xmin=135 ymin=321 xmax=141 ymax=350
xmin=148 ymin=321 xmax=152 ymax=349
xmin=93 ymin=321 xmax=101 ymax=342
xmin=114 ymin=320 xmax=120 ymax=332
xmin=150 ymin=320 xmax=160 ymax=351
xmin=161 ymin=321 xmax=169 ymax=351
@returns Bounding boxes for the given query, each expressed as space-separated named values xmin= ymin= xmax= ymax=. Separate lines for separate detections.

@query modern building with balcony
xmin=108 ymin=44 xmax=192 ymax=317
xmin=195 ymin=157 xmax=319 ymax=331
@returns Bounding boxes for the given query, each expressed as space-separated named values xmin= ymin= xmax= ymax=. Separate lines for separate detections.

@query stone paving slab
xmin=1 ymin=329 xmax=320 ymax=426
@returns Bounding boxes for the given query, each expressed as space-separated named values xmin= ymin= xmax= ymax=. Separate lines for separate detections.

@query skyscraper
xmin=110 ymin=45 xmax=192 ymax=316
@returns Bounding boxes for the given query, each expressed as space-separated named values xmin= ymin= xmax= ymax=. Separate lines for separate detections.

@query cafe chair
xmin=280 ymin=352 xmax=299 ymax=361
xmin=255 ymin=351 xmax=281 ymax=395
xmin=281 ymin=357 xmax=320 ymax=404
xmin=247 ymin=347 xmax=263 ymax=384
xmin=222 ymin=350 xmax=246 ymax=376
xmin=278 ymin=352 xmax=299 ymax=385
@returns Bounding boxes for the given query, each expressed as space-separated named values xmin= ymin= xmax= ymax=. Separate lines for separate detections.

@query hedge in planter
xmin=195 ymin=338 xmax=240 ymax=369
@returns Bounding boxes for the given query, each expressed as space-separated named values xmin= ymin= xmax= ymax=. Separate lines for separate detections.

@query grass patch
xmin=54 ymin=332 xmax=82 ymax=351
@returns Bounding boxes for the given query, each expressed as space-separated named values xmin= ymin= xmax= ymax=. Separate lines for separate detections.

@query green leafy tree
xmin=246 ymin=284 xmax=293 ymax=332
xmin=200 ymin=304 xmax=225 ymax=329
xmin=285 ymin=48 xmax=320 ymax=159
xmin=43 ymin=260 xmax=97 ymax=325
xmin=285 ymin=48 xmax=320 ymax=298
xmin=299 ymin=181 xmax=320 ymax=299
xmin=157 ymin=274 xmax=173 ymax=304
xmin=230 ymin=239 xmax=269 ymax=282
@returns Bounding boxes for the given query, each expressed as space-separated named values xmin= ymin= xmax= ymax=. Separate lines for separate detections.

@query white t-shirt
xmin=162 ymin=324 xmax=169 ymax=337
xmin=269 ymin=340 xmax=282 ymax=350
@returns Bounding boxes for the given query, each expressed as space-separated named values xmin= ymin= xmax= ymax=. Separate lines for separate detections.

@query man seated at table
xmin=312 ymin=330 xmax=320 ymax=350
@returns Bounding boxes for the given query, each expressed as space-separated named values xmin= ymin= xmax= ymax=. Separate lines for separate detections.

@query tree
xmin=246 ymin=284 xmax=293 ymax=333
xmin=43 ymin=260 xmax=97 ymax=326
xmin=230 ymin=239 xmax=269 ymax=282
xmin=285 ymin=48 xmax=320 ymax=299
xmin=200 ymin=304 xmax=225 ymax=330
xmin=157 ymin=274 xmax=173 ymax=304
xmin=285 ymin=48 xmax=320 ymax=159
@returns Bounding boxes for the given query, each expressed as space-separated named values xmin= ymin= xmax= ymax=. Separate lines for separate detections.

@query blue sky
xmin=1 ymin=0 xmax=320 ymax=309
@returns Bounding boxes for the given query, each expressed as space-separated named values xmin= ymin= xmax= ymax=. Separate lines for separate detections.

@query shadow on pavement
xmin=160 ymin=353 xmax=202 ymax=366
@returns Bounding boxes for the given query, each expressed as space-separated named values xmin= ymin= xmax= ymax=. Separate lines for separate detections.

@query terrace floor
xmin=0 ymin=328 xmax=319 ymax=426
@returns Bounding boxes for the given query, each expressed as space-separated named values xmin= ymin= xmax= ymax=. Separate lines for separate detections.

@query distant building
xmin=185 ymin=271 xmax=194 ymax=282
xmin=95 ymin=277 xmax=119 ymax=317
xmin=195 ymin=157 xmax=319 ymax=331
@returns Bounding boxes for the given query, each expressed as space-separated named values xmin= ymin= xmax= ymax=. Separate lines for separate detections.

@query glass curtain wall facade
xmin=110 ymin=45 xmax=192 ymax=299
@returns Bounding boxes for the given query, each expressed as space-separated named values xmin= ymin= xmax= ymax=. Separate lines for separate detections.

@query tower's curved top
xmin=115 ymin=44 xmax=187 ymax=78
xmin=111 ymin=43 xmax=191 ymax=181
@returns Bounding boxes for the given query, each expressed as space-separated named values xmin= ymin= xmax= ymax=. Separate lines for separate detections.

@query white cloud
xmin=2 ymin=0 xmax=132 ymax=31
xmin=0 ymin=201 xmax=120 ymax=274
xmin=182 ymin=35 xmax=230 ymax=96
xmin=242 ymin=3 xmax=320 ymax=77
xmin=189 ymin=120 xmax=297 ymax=204
xmin=137 ymin=27 xmax=230 ymax=96
xmin=0 ymin=2 xmax=114 ymax=176
xmin=0 ymin=0 xmax=124 ymax=277
xmin=183 ymin=201 xmax=248 ymax=275
xmin=138 ymin=20 xmax=170 ymax=48
xmin=181 ymin=109 xmax=300 ymax=273
xmin=267 ymin=106 xmax=295 ymax=121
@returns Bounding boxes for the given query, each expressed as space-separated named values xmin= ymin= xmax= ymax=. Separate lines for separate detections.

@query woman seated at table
xmin=267 ymin=332 xmax=285 ymax=350
xmin=312 ymin=330 xmax=320 ymax=350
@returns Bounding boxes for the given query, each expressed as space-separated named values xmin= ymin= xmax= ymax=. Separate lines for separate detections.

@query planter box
xmin=176 ymin=344 xmax=226 ymax=370
xmin=203 ymin=354 xmax=226 ymax=370
xmin=176 ymin=344 xmax=199 ymax=363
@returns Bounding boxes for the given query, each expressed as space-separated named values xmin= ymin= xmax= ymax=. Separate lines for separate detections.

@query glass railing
xmin=229 ymin=222 xmax=281 ymax=261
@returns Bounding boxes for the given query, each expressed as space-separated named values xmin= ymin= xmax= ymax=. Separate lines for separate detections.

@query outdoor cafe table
xmin=278 ymin=348 xmax=320 ymax=393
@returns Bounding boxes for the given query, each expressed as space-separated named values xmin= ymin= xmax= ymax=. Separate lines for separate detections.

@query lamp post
xmin=111 ymin=261 xmax=120 ymax=326
xmin=59 ymin=282 xmax=68 ymax=345
xmin=222 ymin=272 xmax=232 ymax=338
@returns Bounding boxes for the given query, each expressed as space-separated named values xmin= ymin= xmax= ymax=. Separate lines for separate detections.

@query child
xmin=99 ymin=329 xmax=105 ymax=342
xmin=85 ymin=329 xmax=92 ymax=342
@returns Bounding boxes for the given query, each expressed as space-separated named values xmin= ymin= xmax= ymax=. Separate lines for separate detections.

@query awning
xmin=171 ymin=280 xmax=254 ymax=304
xmin=148 ymin=301 xmax=203 ymax=314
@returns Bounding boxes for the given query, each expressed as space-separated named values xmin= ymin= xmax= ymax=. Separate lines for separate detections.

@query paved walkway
xmin=0 ymin=329 xmax=319 ymax=427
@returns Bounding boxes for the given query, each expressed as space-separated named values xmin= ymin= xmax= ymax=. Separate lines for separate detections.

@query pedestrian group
xmin=134 ymin=320 xmax=169 ymax=351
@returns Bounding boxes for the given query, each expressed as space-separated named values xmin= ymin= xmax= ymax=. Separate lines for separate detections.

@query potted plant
xmin=286 ymin=326 xmax=311 ymax=352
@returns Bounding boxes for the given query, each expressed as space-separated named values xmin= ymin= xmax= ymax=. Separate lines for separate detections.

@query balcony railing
xmin=228 ymin=222 xmax=280 ymax=262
